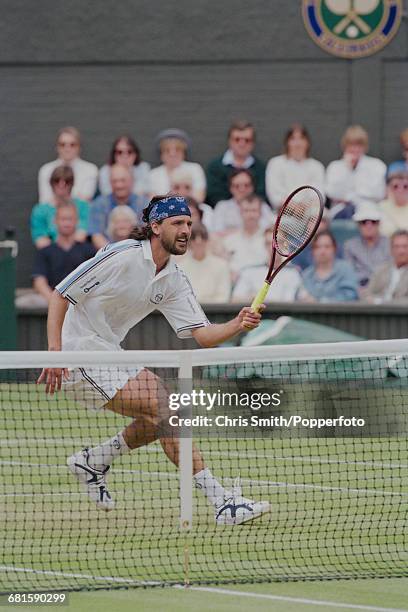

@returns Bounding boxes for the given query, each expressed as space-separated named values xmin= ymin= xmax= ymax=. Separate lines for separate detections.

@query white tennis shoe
xmin=67 ymin=448 xmax=115 ymax=512
xmin=215 ymin=477 xmax=270 ymax=525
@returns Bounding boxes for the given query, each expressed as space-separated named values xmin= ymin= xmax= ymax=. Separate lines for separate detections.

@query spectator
xmin=31 ymin=165 xmax=89 ymax=249
xmin=344 ymin=202 xmax=391 ymax=292
xmin=366 ymin=231 xmax=408 ymax=303
xmin=89 ymin=165 xmax=147 ymax=250
xmin=206 ymin=120 xmax=266 ymax=206
xmin=98 ymin=135 xmax=151 ymax=198
xmin=185 ymin=196 xmax=204 ymax=225
xmin=265 ymin=124 xmax=325 ymax=210
xmin=178 ymin=224 xmax=231 ymax=303
xmin=32 ymin=203 xmax=95 ymax=305
xmin=220 ymin=195 xmax=267 ymax=280
xmin=213 ymin=169 xmax=275 ymax=233
xmin=326 ymin=125 xmax=386 ymax=219
xmin=388 ymin=128 xmax=408 ymax=177
xmin=149 ymin=129 xmax=206 ymax=201
xmin=107 ymin=206 xmax=138 ymax=243
xmin=299 ymin=231 xmax=358 ymax=302
xmin=170 ymin=167 xmax=214 ymax=230
xmin=294 ymin=210 xmax=331 ymax=270
xmin=232 ymin=227 xmax=302 ymax=302
xmin=38 ymin=127 xmax=98 ymax=202
xmin=379 ymin=171 xmax=408 ymax=237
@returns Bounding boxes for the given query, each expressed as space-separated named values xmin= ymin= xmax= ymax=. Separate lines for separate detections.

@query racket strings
xmin=276 ymin=191 xmax=321 ymax=256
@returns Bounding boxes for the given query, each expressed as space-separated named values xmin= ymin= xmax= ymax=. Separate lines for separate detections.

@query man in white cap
xmin=344 ymin=202 xmax=391 ymax=294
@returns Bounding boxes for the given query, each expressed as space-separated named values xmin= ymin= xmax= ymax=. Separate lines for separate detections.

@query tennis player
xmin=38 ymin=195 xmax=269 ymax=525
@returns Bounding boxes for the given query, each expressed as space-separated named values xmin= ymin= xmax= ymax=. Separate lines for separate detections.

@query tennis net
xmin=0 ymin=340 xmax=407 ymax=592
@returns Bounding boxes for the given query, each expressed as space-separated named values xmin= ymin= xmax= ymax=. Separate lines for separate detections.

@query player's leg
xmin=69 ymin=368 xmax=269 ymax=523
xmin=68 ymin=369 xmax=192 ymax=512
xmin=104 ymin=370 xmax=270 ymax=524
xmin=104 ymin=369 xmax=205 ymax=472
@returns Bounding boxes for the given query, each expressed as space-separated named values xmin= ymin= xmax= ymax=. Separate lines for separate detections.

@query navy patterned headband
xmin=148 ymin=196 xmax=191 ymax=223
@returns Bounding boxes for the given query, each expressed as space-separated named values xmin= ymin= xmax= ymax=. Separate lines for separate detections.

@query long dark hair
xmin=129 ymin=195 xmax=168 ymax=241
xmin=109 ymin=135 xmax=141 ymax=166
xmin=283 ymin=123 xmax=311 ymax=157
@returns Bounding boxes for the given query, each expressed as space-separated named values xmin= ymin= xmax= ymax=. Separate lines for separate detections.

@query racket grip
xmin=251 ymin=282 xmax=270 ymax=312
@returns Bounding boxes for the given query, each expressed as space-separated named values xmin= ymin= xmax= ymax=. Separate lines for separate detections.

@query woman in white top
xmin=326 ymin=125 xmax=386 ymax=214
xmin=149 ymin=129 xmax=206 ymax=202
xmin=38 ymin=126 xmax=98 ymax=202
xmin=98 ymin=135 xmax=151 ymax=198
xmin=266 ymin=124 xmax=325 ymax=209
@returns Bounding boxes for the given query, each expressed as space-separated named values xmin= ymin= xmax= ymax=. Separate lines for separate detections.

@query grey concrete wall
xmin=1 ymin=1 xmax=407 ymax=284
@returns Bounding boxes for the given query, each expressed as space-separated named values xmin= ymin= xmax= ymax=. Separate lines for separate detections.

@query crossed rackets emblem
xmin=303 ymin=0 xmax=401 ymax=58
xmin=326 ymin=0 xmax=379 ymax=36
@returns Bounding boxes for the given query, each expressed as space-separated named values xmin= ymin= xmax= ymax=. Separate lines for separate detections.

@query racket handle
xmin=251 ymin=282 xmax=270 ymax=312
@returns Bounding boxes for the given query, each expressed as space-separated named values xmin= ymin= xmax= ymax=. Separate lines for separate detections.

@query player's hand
xmin=37 ymin=367 xmax=69 ymax=395
xmin=238 ymin=305 xmax=265 ymax=331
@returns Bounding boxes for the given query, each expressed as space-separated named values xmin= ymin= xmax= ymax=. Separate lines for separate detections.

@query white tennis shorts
xmin=62 ymin=366 xmax=144 ymax=410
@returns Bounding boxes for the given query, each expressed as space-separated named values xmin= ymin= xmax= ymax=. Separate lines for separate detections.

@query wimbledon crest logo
xmin=302 ymin=0 xmax=402 ymax=58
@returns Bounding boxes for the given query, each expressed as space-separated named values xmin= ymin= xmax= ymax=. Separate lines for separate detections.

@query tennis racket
xmin=250 ymin=185 xmax=324 ymax=311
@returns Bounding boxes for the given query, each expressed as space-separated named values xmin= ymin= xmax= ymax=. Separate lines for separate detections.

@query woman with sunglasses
xmin=98 ymin=135 xmax=150 ymax=198
xmin=379 ymin=171 xmax=408 ymax=237
xmin=38 ymin=127 xmax=98 ymax=203
xmin=31 ymin=166 xmax=90 ymax=249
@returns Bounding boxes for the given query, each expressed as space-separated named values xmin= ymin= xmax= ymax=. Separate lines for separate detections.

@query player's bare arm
xmin=192 ymin=306 xmax=265 ymax=348
xmin=37 ymin=289 xmax=69 ymax=394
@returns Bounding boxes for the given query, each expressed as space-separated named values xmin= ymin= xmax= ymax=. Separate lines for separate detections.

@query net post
xmin=178 ymin=352 xmax=193 ymax=533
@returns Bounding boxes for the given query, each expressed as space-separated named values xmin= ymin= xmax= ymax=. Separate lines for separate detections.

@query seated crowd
xmin=23 ymin=121 xmax=408 ymax=306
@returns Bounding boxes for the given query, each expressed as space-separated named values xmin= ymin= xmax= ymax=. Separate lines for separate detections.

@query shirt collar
xmin=392 ymin=264 xmax=408 ymax=272
xmin=142 ymin=239 xmax=154 ymax=261
xmin=222 ymin=149 xmax=255 ymax=169
xmin=141 ymin=239 xmax=177 ymax=276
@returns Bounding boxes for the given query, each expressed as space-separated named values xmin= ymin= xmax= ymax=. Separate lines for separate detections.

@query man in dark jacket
xmin=206 ymin=120 xmax=266 ymax=207
xmin=32 ymin=202 xmax=95 ymax=304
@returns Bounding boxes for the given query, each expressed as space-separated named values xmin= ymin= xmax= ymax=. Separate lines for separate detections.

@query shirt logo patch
xmin=151 ymin=293 xmax=164 ymax=304
xmin=83 ymin=281 xmax=100 ymax=293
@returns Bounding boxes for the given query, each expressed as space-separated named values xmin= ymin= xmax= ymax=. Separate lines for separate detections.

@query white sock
xmin=194 ymin=467 xmax=227 ymax=507
xmin=86 ymin=432 xmax=131 ymax=469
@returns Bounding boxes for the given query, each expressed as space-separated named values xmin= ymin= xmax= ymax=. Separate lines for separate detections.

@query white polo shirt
xmin=325 ymin=155 xmax=386 ymax=204
xmin=56 ymin=239 xmax=209 ymax=351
